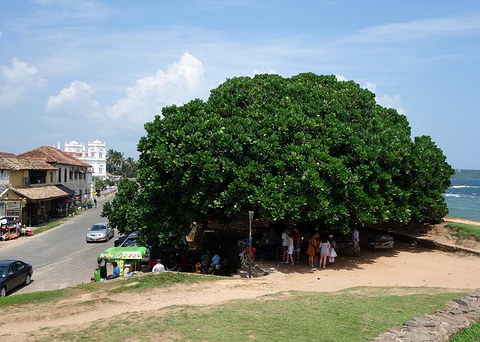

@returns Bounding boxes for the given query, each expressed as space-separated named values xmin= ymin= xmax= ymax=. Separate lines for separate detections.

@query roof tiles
xmin=0 ymin=157 xmax=57 ymax=171
xmin=17 ymin=146 xmax=91 ymax=167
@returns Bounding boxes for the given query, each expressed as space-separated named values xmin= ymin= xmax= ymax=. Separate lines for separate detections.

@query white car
xmin=86 ymin=223 xmax=114 ymax=242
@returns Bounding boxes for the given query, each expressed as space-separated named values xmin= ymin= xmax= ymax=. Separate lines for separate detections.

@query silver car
xmin=86 ymin=223 xmax=114 ymax=242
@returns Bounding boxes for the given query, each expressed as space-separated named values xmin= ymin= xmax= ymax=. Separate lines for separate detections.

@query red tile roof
xmin=17 ymin=146 xmax=91 ymax=167
xmin=0 ymin=157 xmax=57 ymax=171
xmin=10 ymin=186 xmax=70 ymax=200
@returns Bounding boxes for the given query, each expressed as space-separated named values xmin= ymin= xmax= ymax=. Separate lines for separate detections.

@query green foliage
xmin=0 ymin=288 xmax=68 ymax=307
xmin=107 ymin=272 xmax=218 ymax=294
xmin=101 ymin=178 xmax=143 ymax=236
xmin=405 ymin=136 xmax=454 ymax=223
xmin=450 ymin=320 xmax=480 ymax=341
xmin=68 ymin=205 xmax=77 ymax=215
xmin=106 ymin=149 xmax=138 ymax=177
xmin=93 ymin=176 xmax=114 ymax=191
xmin=452 ymin=169 xmax=480 ymax=179
xmin=108 ymin=73 xmax=452 ymax=236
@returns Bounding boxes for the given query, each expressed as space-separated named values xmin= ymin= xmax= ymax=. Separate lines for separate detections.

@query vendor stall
xmin=368 ymin=234 xmax=394 ymax=252
xmin=0 ymin=219 xmax=19 ymax=240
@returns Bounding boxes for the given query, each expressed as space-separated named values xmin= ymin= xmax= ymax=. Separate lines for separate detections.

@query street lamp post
xmin=248 ymin=211 xmax=254 ymax=279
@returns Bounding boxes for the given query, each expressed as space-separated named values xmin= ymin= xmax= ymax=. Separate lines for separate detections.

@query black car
xmin=114 ymin=230 xmax=139 ymax=247
xmin=0 ymin=260 xmax=33 ymax=297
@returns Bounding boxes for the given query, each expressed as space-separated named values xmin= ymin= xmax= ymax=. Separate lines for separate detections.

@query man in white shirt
xmin=152 ymin=259 xmax=165 ymax=272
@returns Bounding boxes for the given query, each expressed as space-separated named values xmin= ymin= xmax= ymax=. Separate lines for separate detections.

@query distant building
xmin=2 ymin=146 xmax=93 ymax=225
xmin=62 ymin=139 xmax=107 ymax=180
xmin=17 ymin=146 xmax=92 ymax=200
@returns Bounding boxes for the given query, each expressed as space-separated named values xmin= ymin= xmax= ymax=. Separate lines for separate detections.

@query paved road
xmin=0 ymin=196 xmax=117 ymax=295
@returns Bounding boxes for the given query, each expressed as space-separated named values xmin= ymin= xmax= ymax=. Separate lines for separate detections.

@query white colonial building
xmin=61 ymin=140 xmax=107 ymax=180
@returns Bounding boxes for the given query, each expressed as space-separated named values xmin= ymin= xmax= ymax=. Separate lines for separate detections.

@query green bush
xmin=450 ymin=320 xmax=480 ymax=341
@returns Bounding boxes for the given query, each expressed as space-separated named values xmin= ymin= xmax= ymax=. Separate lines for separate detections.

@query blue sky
xmin=1 ymin=0 xmax=479 ymax=169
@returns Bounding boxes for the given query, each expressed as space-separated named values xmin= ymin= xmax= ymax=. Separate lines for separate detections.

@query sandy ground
xmin=3 ymin=218 xmax=480 ymax=340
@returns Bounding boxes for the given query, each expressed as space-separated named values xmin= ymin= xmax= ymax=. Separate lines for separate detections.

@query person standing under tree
xmin=319 ymin=234 xmax=330 ymax=269
xmin=285 ymin=230 xmax=295 ymax=264
xmin=306 ymin=232 xmax=320 ymax=267
xmin=352 ymin=227 xmax=360 ymax=257
xmin=281 ymin=228 xmax=289 ymax=263
xmin=292 ymin=226 xmax=302 ymax=263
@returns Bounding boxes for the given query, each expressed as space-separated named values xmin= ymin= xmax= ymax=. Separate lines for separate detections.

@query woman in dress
xmin=319 ymin=235 xmax=331 ymax=269
xmin=306 ymin=232 xmax=320 ymax=267
xmin=286 ymin=230 xmax=295 ymax=264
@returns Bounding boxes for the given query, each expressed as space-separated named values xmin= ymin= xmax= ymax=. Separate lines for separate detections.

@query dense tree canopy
xmin=104 ymin=73 xmax=453 ymax=236
xmin=106 ymin=149 xmax=138 ymax=178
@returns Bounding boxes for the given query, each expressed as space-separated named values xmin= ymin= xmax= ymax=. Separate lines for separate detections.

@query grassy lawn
xmin=32 ymin=217 xmax=73 ymax=234
xmin=445 ymin=222 xmax=480 ymax=243
xmin=24 ymin=284 xmax=466 ymax=342
xmin=0 ymin=272 xmax=216 ymax=308
xmin=450 ymin=321 xmax=480 ymax=341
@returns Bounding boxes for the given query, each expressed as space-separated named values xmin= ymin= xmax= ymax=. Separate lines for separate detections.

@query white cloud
xmin=350 ymin=13 xmax=480 ymax=44
xmin=252 ymin=68 xmax=277 ymax=76
xmin=335 ymin=74 xmax=347 ymax=82
xmin=363 ymin=82 xmax=376 ymax=93
xmin=106 ymin=53 xmax=204 ymax=128
xmin=0 ymin=58 xmax=47 ymax=107
xmin=45 ymin=81 xmax=99 ymax=116
xmin=375 ymin=94 xmax=406 ymax=115
xmin=34 ymin=0 xmax=110 ymax=20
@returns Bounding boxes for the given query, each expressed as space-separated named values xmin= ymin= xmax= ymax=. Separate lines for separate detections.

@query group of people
xmin=306 ymin=232 xmax=337 ymax=268
xmin=109 ymin=259 xmax=166 ymax=279
xmin=253 ymin=225 xmax=361 ymax=268
xmin=195 ymin=250 xmax=221 ymax=274
xmin=280 ymin=226 xmax=302 ymax=264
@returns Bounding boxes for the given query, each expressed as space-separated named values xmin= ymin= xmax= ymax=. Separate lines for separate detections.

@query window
xmin=70 ymin=171 xmax=73 ymax=180
xmin=99 ymin=166 xmax=103 ymax=174
xmin=99 ymin=152 xmax=103 ymax=158
xmin=50 ymin=172 xmax=53 ymax=183
xmin=58 ymin=168 xmax=62 ymax=182
xmin=64 ymin=169 xmax=67 ymax=182
xmin=29 ymin=170 xmax=46 ymax=184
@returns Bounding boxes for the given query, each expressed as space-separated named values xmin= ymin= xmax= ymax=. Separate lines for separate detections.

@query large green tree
xmin=107 ymin=73 xmax=453 ymax=236
xmin=106 ymin=149 xmax=124 ymax=175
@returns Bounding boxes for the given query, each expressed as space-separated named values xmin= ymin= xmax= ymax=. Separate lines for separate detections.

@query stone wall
xmin=371 ymin=291 xmax=480 ymax=341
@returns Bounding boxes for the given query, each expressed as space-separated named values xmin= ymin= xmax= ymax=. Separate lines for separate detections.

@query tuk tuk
xmin=93 ymin=246 xmax=148 ymax=282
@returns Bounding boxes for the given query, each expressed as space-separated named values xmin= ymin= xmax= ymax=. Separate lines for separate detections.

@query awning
xmin=10 ymin=186 xmax=70 ymax=201
xmin=55 ymin=184 xmax=75 ymax=196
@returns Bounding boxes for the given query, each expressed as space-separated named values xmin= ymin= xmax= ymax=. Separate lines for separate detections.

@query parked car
xmin=113 ymin=231 xmax=138 ymax=247
xmin=118 ymin=231 xmax=139 ymax=247
xmin=0 ymin=260 xmax=33 ymax=297
xmin=86 ymin=223 xmax=114 ymax=243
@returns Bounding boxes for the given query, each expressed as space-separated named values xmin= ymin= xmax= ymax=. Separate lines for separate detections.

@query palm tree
xmin=106 ymin=149 xmax=124 ymax=175
xmin=122 ymin=157 xmax=137 ymax=178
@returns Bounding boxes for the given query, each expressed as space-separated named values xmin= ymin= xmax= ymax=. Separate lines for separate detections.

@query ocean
xmin=443 ymin=179 xmax=480 ymax=221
